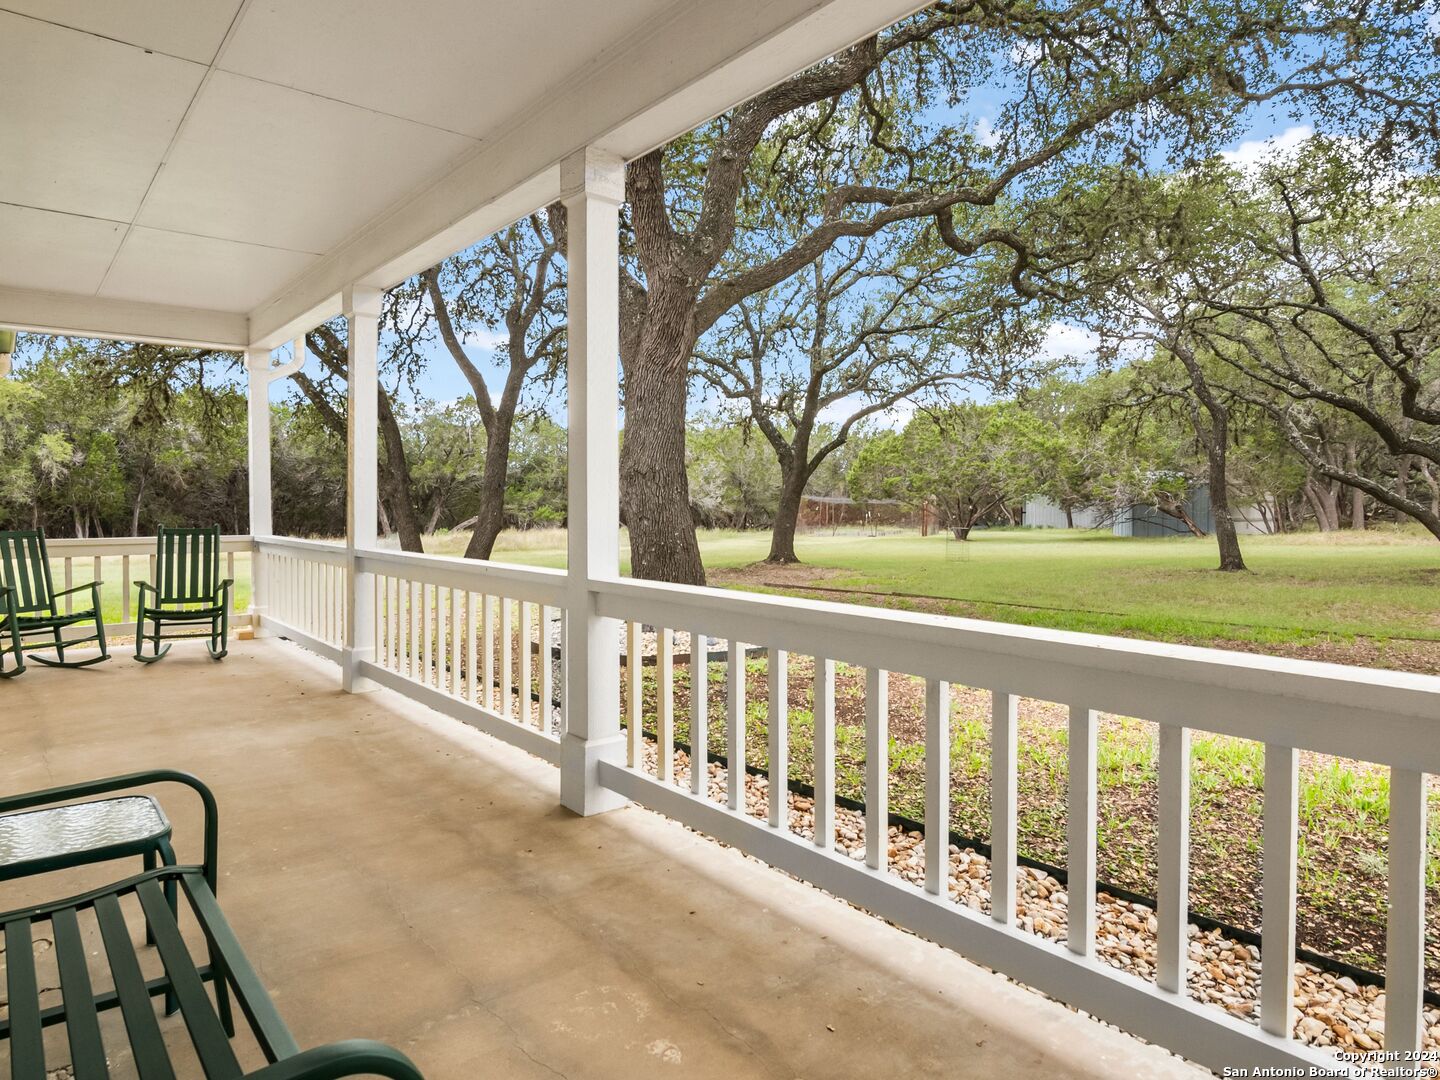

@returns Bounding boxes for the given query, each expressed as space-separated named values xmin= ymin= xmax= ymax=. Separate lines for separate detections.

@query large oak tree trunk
xmin=1205 ymin=442 xmax=1246 ymax=571
xmin=1345 ymin=445 xmax=1366 ymax=529
xmin=1171 ymin=336 xmax=1245 ymax=570
xmin=767 ymin=467 xmax=808 ymax=564
xmin=464 ymin=420 xmax=515 ymax=560
xmin=620 ymin=348 xmax=704 ymax=583
xmin=377 ymin=393 xmax=424 ymax=552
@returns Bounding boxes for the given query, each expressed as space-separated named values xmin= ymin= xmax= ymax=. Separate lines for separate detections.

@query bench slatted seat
xmin=0 ymin=772 xmax=424 ymax=1080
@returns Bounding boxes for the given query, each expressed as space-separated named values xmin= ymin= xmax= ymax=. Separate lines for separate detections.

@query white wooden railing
xmin=252 ymin=536 xmax=348 ymax=660
xmin=355 ymin=548 xmax=568 ymax=763
xmin=251 ymin=542 xmax=1438 ymax=1074
xmin=42 ymin=535 xmax=252 ymax=637
xmin=254 ymin=539 xmax=570 ymax=764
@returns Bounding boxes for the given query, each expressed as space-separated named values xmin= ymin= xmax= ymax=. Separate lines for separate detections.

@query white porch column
xmin=559 ymin=147 xmax=627 ymax=816
xmin=342 ymin=285 xmax=382 ymax=693
xmin=245 ymin=346 xmax=274 ymax=634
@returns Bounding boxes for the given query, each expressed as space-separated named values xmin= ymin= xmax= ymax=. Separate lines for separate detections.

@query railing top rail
xmin=355 ymin=547 xmax=568 ymax=604
xmin=45 ymin=535 xmax=253 ymax=555
xmin=253 ymin=534 xmax=346 ymax=553
xmin=592 ymin=576 xmax=1440 ymax=771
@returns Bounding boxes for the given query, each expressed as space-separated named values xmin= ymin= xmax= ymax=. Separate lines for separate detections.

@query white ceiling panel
xmin=100 ymin=228 xmax=317 ymax=313
xmin=135 ymin=71 xmax=476 ymax=254
xmin=218 ymin=0 xmax=678 ymax=138
xmin=0 ymin=1 xmax=244 ymax=64
xmin=0 ymin=204 xmax=125 ymax=294
xmin=0 ymin=12 xmax=205 ymax=221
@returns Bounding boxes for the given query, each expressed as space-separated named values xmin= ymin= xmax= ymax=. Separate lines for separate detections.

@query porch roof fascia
xmin=0 ymin=285 xmax=248 ymax=351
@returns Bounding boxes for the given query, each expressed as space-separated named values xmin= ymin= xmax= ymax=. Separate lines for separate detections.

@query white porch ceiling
xmin=1 ymin=0 xmax=927 ymax=347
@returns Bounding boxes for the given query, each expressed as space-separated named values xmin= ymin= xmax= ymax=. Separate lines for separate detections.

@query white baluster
xmin=1261 ymin=744 xmax=1298 ymax=1038
xmin=727 ymin=641 xmax=746 ymax=812
xmin=768 ymin=648 xmax=788 ymax=831
xmin=501 ymin=597 xmax=514 ymax=719
xmin=691 ymin=629 xmax=708 ymax=796
xmin=422 ymin=584 xmax=434 ymax=686
xmin=1386 ymin=767 xmax=1427 ymax=1051
xmin=866 ymin=668 xmax=888 ymax=871
xmin=482 ymin=594 xmax=495 ymax=710
xmin=1157 ymin=725 xmax=1191 ymax=993
xmin=388 ymin=577 xmax=400 ymax=670
xmin=1067 ymin=705 xmax=1097 ymax=955
xmin=411 ymin=578 xmax=420 ymax=679
xmin=448 ymin=587 xmax=460 ymax=696
xmin=520 ymin=601 xmax=533 ymax=725
xmin=539 ymin=605 xmax=555 ymax=736
xmin=657 ymin=627 xmax=674 ymax=782
xmin=990 ymin=690 xmax=1017 ymax=925
xmin=925 ymin=679 xmax=950 ymax=896
xmin=465 ymin=591 xmax=478 ymax=702
xmin=627 ymin=620 xmax=643 ymax=768
xmin=813 ymin=658 xmax=835 ymax=849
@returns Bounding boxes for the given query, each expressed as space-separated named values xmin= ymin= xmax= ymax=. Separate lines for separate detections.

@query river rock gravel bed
xmin=640 ymin=742 xmax=1440 ymax=1060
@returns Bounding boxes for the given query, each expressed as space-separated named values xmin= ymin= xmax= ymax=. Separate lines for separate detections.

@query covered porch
xmin=3 ymin=1 xmax=1438 ymax=1076
xmin=0 ymin=638 xmax=1199 ymax=1079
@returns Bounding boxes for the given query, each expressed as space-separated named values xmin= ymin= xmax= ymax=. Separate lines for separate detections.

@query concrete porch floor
xmin=1 ymin=638 xmax=1205 ymax=1079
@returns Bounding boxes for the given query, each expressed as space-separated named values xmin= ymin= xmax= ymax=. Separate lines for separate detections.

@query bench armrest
xmin=0 ymin=770 xmax=219 ymax=890
xmin=244 ymin=1040 xmax=424 ymax=1080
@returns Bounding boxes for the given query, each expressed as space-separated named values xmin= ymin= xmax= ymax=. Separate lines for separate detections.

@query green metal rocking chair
xmin=134 ymin=525 xmax=233 ymax=663
xmin=0 ymin=529 xmax=110 ymax=678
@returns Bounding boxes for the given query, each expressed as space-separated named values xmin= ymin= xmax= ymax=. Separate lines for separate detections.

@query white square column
xmin=559 ymin=148 xmax=627 ymax=816
xmin=245 ymin=346 xmax=273 ymax=633
xmin=343 ymin=285 xmax=382 ymax=693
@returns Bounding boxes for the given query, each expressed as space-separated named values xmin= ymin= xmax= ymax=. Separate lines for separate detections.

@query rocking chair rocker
xmin=0 ymin=529 xmax=110 ymax=678
xmin=134 ymin=525 xmax=233 ymax=663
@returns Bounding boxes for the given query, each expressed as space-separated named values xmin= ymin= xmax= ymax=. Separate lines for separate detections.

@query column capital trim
xmin=342 ymin=284 xmax=384 ymax=319
xmin=560 ymin=147 xmax=626 ymax=205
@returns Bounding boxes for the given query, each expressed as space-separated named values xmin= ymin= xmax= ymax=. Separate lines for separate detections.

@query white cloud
xmin=816 ymin=394 xmax=917 ymax=429
xmin=974 ymin=116 xmax=1000 ymax=149
xmin=1220 ymin=124 xmax=1313 ymax=171
xmin=1036 ymin=321 xmax=1100 ymax=363
xmin=462 ymin=328 xmax=507 ymax=350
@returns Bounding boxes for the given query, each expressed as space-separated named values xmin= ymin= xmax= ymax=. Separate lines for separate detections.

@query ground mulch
xmin=636 ymin=651 xmax=1440 ymax=991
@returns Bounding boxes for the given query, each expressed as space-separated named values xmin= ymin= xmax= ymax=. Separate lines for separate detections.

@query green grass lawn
xmin=424 ymin=523 xmax=1440 ymax=649
xmin=61 ymin=525 xmax=1434 ymax=649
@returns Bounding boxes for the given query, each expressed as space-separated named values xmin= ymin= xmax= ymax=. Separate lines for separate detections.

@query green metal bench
xmin=134 ymin=525 xmax=233 ymax=663
xmin=0 ymin=771 xmax=424 ymax=1080
xmin=0 ymin=528 xmax=110 ymax=678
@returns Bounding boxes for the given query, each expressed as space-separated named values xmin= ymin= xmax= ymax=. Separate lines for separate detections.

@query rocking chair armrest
xmin=243 ymin=1040 xmax=425 ymax=1080
xmin=51 ymin=580 xmax=103 ymax=600
xmin=0 ymin=770 xmax=220 ymax=890
xmin=133 ymin=579 xmax=159 ymax=596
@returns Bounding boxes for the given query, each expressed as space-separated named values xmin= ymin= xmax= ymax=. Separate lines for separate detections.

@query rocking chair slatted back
xmin=0 ymin=531 xmax=56 ymax=616
xmin=156 ymin=526 xmax=221 ymax=605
